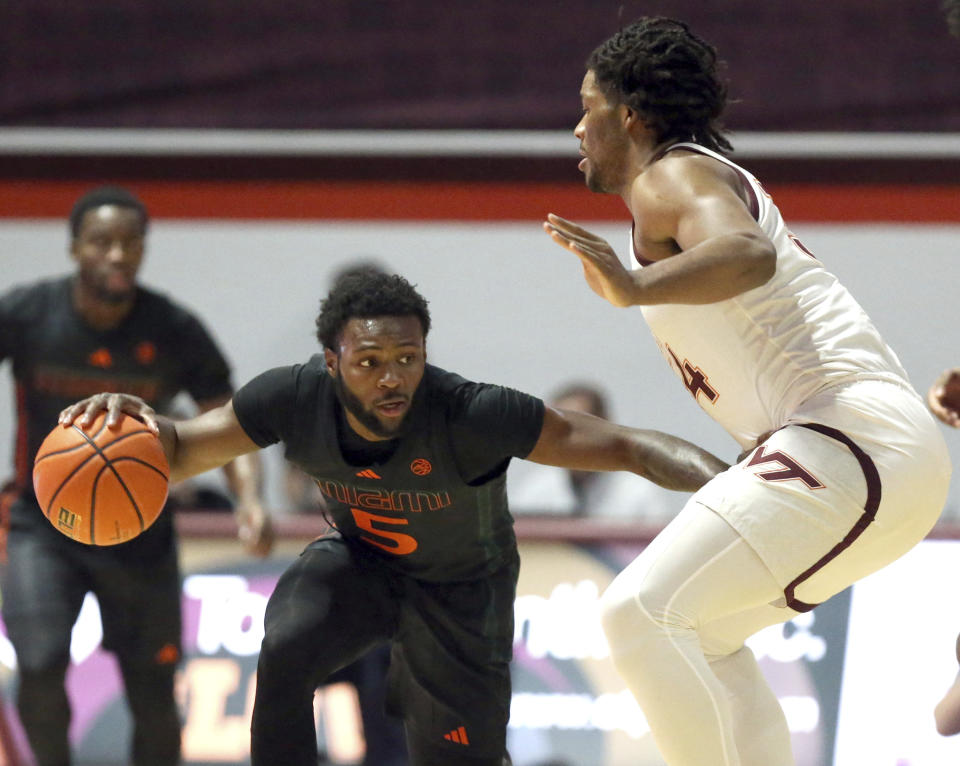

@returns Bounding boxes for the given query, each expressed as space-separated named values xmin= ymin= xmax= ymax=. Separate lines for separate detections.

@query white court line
xmin=0 ymin=128 xmax=957 ymax=158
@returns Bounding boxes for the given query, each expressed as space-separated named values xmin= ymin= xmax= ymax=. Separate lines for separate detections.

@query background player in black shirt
xmin=0 ymin=186 xmax=273 ymax=766
xmin=61 ymin=269 xmax=729 ymax=766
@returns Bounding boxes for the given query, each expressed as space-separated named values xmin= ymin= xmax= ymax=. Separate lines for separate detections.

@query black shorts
xmin=271 ymin=535 xmax=518 ymax=759
xmin=1 ymin=499 xmax=182 ymax=669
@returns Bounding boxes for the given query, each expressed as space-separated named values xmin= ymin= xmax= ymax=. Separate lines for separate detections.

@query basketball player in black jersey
xmin=61 ymin=269 xmax=729 ymax=766
xmin=0 ymin=186 xmax=272 ymax=766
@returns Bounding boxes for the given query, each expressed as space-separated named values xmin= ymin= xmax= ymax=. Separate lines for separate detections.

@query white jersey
xmin=631 ymin=142 xmax=912 ymax=449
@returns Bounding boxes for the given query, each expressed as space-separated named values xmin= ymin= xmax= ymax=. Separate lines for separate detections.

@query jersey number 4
xmin=666 ymin=344 xmax=718 ymax=405
xmin=351 ymin=508 xmax=418 ymax=555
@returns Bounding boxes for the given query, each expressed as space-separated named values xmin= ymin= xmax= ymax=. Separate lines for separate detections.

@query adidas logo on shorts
xmin=443 ymin=725 xmax=470 ymax=745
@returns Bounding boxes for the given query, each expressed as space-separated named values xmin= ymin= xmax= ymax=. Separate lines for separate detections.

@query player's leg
xmin=692 ymin=593 xmax=802 ymax=765
xmin=327 ymin=644 xmax=408 ymax=766
xmin=251 ymin=536 xmax=399 ymax=766
xmin=703 ymin=628 xmax=794 ymax=765
xmin=117 ymin=657 xmax=180 ymax=766
xmin=94 ymin=549 xmax=182 ymax=766
xmin=390 ymin=553 xmax=519 ymax=766
xmin=0 ymin=523 xmax=87 ymax=766
xmin=599 ymin=504 xmax=791 ymax=766
xmin=689 ymin=386 xmax=953 ymax=763
xmin=406 ymin=735 xmax=513 ymax=766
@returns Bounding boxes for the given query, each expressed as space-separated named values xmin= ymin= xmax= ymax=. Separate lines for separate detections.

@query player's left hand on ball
xmin=59 ymin=392 xmax=160 ymax=434
xmin=236 ymin=501 xmax=274 ymax=557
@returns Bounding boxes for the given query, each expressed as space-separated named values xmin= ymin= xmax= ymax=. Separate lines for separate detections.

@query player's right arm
xmin=525 ymin=406 xmax=729 ymax=491
xmin=544 ymin=157 xmax=776 ymax=307
xmin=59 ymin=393 xmax=260 ymax=483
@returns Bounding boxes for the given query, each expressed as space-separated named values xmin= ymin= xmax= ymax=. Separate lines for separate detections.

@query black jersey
xmin=233 ymin=356 xmax=545 ymax=582
xmin=0 ymin=276 xmax=233 ymax=542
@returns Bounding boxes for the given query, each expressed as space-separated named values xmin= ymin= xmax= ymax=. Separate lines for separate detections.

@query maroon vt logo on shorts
xmin=747 ymin=446 xmax=825 ymax=489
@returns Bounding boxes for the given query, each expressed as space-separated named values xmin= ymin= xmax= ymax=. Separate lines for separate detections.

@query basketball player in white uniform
xmin=543 ymin=17 xmax=951 ymax=766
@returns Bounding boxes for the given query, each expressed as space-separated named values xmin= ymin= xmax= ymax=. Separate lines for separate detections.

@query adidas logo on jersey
xmin=355 ymin=469 xmax=381 ymax=480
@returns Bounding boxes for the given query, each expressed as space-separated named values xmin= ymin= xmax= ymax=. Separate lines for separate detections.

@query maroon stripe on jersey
xmin=732 ymin=167 xmax=760 ymax=222
xmin=782 ymin=422 xmax=882 ymax=613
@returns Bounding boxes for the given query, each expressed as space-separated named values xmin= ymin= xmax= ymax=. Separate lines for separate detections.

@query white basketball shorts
xmin=690 ymin=380 xmax=952 ymax=611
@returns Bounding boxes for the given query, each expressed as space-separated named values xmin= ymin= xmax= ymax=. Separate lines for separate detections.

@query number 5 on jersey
xmin=351 ymin=508 xmax=418 ymax=555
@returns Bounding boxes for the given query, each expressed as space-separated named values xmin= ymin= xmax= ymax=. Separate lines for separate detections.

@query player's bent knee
xmin=256 ymin=628 xmax=334 ymax=691
xmin=257 ymin=630 xmax=299 ymax=673
xmin=10 ymin=642 xmax=70 ymax=676
xmin=599 ymin=581 xmax=632 ymax=639
xmin=259 ymin=614 xmax=315 ymax=657
xmin=600 ymin=577 xmax=693 ymax=657
xmin=599 ymin=581 xmax=656 ymax=651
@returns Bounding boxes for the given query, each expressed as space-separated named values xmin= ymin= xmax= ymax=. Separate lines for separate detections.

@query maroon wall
xmin=2 ymin=1 xmax=958 ymax=131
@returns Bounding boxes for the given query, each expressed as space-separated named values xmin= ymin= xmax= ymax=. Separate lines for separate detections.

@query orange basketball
xmin=32 ymin=412 xmax=170 ymax=546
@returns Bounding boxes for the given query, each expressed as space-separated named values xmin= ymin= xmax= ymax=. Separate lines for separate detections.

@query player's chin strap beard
xmin=334 ymin=375 xmax=419 ymax=440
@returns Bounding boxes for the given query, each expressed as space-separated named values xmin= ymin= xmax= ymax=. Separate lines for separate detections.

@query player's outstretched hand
xmin=928 ymin=368 xmax=960 ymax=428
xmin=59 ymin=392 xmax=160 ymax=434
xmin=543 ymin=213 xmax=638 ymax=307
xmin=236 ymin=500 xmax=274 ymax=558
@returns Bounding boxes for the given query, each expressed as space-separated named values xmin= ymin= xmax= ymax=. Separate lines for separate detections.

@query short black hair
xmin=69 ymin=186 xmax=149 ymax=238
xmin=315 ymin=268 xmax=432 ymax=350
xmin=331 ymin=258 xmax=389 ymax=286
xmin=587 ymin=17 xmax=732 ymax=154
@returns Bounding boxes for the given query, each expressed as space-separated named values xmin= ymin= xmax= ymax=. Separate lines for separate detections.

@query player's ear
xmin=625 ymin=109 xmax=655 ymax=142
xmin=323 ymin=348 xmax=339 ymax=377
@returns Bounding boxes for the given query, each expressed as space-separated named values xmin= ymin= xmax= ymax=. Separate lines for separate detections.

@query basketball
xmin=33 ymin=412 xmax=170 ymax=546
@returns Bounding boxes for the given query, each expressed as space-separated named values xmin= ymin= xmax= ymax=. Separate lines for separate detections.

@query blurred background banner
xmin=0 ymin=520 xmax=855 ymax=766
xmin=2 ymin=518 xmax=958 ymax=766
xmin=0 ymin=1 xmax=958 ymax=132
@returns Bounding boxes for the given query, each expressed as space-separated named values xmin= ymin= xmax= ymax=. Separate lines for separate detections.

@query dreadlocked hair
xmin=587 ymin=17 xmax=732 ymax=154
xmin=315 ymin=268 xmax=431 ymax=350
